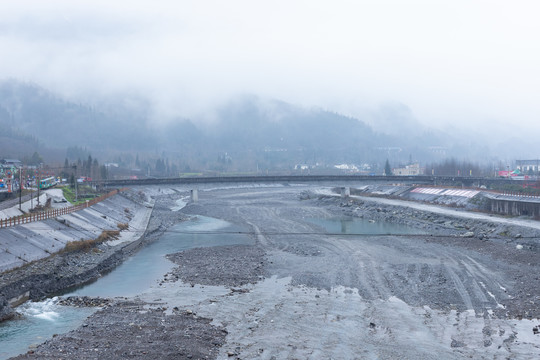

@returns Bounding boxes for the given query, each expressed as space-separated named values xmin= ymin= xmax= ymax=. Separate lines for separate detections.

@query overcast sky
xmin=1 ymin=0 xmax=539 ymax=132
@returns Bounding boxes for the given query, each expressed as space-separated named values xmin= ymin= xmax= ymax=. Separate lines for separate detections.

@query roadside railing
xmin=0 ymin=188 xmax=126 ymax=229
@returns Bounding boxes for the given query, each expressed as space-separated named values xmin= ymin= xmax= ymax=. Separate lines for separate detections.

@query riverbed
xmin=4 ymin=185 xmax=540 ymax=359
xmin=1 ymin=215 xmax=252 ymax=359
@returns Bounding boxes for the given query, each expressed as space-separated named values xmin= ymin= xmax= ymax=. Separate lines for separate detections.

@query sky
xmin=1 ymin=0 xmax=539 ymax=133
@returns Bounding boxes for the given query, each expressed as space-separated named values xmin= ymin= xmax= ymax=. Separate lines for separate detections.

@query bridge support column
xmin=191 ymin=189 xmax=198 ymax=202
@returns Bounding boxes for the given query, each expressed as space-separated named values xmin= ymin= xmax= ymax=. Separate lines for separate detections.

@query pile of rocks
xmin=57 ymin=296 xmax=114 ymax=308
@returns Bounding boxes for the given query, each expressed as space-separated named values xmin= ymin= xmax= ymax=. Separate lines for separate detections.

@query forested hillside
xmin=0 ymin=80 xmax=476 ymax=170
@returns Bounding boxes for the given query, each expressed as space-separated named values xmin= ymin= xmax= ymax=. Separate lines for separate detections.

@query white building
xmin=393 ymin=163 xmax=422 ymax=176
xmin=516 ymin=159 xmax=540 ymax=173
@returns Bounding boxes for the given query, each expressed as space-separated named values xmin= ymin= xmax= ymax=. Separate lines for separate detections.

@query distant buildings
xmin=393 ymin=163 xmax=423 ymax=176
xmin=334 ymin=164 xmax=359 ymax=172
xmin=0 ymin=159 xmax=22 ymax=175
xmin=1 ymin=159 xmax=22 ymax=167
xmin=515 ymin=160 xmax=540 ymax=174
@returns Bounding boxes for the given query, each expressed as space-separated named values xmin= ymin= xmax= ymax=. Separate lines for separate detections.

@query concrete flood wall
xmin=488 ymin=198 xmax=540 ymax=217
xmin=363 ymin=184 xmax=540 ymax=218
xmin=0 ymin=192 xmax=153 ymax=273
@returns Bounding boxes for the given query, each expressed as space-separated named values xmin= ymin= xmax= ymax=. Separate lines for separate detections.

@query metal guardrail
xmin=0 ymin=189 xmax=124 ymax=229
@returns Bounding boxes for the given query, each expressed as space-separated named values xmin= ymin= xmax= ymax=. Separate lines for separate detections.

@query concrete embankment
xmin=0 ymin=189 xmax=154 ymax=321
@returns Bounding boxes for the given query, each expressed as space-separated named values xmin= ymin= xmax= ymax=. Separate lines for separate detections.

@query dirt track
xmin=9 ymin=185 xmax=540 ymax=359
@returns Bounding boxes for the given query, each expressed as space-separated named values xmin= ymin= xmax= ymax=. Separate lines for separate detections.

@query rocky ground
xmin=14 ymin=300 xmax=227 ymax=360
xmin=3 ymin=184 xmax=540 ymax=359
xmin=165 ymin=245 xmax=266 ymax=287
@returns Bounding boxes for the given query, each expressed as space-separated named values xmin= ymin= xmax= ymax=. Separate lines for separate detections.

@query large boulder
xmin=0 ymin=295 xmax=15 ymax=322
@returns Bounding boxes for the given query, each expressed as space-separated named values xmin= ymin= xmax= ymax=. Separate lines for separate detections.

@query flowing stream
xmin=0 ymin=215 xmax=252 ymax=359
xmin=0 ymin=215 xmax=417 ymax=359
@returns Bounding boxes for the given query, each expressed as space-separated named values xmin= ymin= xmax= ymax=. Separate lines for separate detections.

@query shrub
xmin=63 ymin=239 xmax=96 ymax=252
xmin=96 ymin=230 xmax=120 ymax=243
xmin=117 ymin=222 xmax=129 ymax=230
xmin=63 ymin=230 xmax=120 ymax=253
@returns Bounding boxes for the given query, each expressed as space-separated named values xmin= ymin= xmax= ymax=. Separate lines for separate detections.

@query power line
xmin=0 ymin=226 xmax=495 ymax=238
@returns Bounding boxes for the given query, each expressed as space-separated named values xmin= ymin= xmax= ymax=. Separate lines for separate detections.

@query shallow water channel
xmin=0 ymin=215 xmax=252 ymax=359
xmin=308 ymin=217 xmax=425 ymax=235
xmin=0 ymin=215 xmax=420 ymax=358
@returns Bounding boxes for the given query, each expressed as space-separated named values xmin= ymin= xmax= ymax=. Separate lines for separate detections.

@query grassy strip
xmin=62 ymin=185 xmax=98 ymax=205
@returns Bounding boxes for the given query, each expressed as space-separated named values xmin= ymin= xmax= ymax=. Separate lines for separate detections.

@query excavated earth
xmin=3 ymin=184 xmax=540 ymax=359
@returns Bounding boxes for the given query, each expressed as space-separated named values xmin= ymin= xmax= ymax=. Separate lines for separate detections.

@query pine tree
xmin=384 ymin=159 xmax=392 ymax=176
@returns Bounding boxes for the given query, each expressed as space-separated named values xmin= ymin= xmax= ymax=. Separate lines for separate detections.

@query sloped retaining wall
xmin=0 ymin=189 xmax=151 ymax=273
xmin=0 ymin=189 xmax=126 ymax=228
xmin=0 ymin=189 xmax=154 ymax=321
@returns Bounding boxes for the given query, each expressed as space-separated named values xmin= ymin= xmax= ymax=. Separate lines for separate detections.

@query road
xmin=336 ymin=189 xmax=540 ymax=231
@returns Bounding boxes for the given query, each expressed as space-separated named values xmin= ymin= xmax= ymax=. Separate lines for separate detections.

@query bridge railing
xmin=0 ymin=188 xmax=125 ymax=229
xmin=93 ymin=174 xmax=439 ymax=187
xmin=91 ymin=174 xmax=526 ymax=188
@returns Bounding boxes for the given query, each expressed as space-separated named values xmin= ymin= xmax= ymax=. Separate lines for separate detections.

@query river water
xmin=0 ymin=215 xmax=252 ymax=359
xmin=308 ymin=217 xmax=425 ymax=235
xmin=0 ymin=215 xmax=413 ymax=359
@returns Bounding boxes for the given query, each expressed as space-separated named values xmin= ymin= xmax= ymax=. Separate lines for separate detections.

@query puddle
xmin=307 ymin=217 xmax=425 ymax=235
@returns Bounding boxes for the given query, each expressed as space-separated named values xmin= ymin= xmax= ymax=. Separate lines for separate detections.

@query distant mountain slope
xmin=204 ymin=96 xmax=388 ymax=165
xmin=0 ymin=81 xmax=389 ymax=164
xmin=0 ymin=80 xmax=156 ymax=151
xmin=0 ymin=79 xmax=493 ymax=169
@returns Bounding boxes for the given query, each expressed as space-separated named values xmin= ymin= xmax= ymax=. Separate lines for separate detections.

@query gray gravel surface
xmin=11 ymin=300 xmax=226 ymax=360
xmin=3 ymin=184 xmax=540 ymax=359
xmin=165 ymin=245 xmax=266 ymax=287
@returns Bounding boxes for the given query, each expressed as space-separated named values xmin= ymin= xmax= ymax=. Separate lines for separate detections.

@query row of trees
xmin=62 ymin=155 xmax=107 ymax=181
xmin=425 ymin=159 xmax=486 ymax=177
xmin=383 ymin=158 xmax=489 ymax=177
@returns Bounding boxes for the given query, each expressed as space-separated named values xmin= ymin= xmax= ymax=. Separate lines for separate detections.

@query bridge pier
xmin=191 ymin=189 xmax=198 ymax=202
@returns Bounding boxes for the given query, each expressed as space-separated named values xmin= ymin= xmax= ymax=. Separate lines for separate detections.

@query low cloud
xmin=0 ymin=0 xmax=539 ymax=136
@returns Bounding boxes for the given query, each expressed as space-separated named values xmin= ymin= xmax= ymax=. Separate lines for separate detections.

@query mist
xmin=1 ymin=0 xmax=540 ymax=178
xmin=0 ymin=0 xmax=538 ymax=132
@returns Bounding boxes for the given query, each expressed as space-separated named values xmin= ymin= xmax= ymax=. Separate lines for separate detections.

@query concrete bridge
xmin=94 ymin=174 xmax=526 ymax=188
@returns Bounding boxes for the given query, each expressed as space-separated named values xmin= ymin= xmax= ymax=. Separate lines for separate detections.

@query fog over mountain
xmin=0 ymin=79 xmax=530 ymax=173
xmin=0 ymin=1 xmax=538 ymax=172
xmin=1 ymin=1 xmax=539 ymax=149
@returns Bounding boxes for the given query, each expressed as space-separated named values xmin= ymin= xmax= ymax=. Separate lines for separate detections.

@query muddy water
xmin=0 ymin=215 xmax=252 ymax=359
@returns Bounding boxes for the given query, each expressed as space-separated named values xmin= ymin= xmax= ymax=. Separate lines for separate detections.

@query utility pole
xmin=73 ymin=165 xmax=78 ymax=202
xmin=19 ymin=166 xmax=22 ymax=210
xmin=37 ymin=169 xmax=41 ymax=206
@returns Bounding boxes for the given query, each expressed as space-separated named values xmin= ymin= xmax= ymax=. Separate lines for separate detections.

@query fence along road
xmin=0 ymin=189 xmax=124 ymax=229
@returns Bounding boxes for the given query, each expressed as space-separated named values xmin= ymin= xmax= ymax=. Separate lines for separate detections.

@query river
xmin=0 ymin=215 xmax=252 ymax=359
